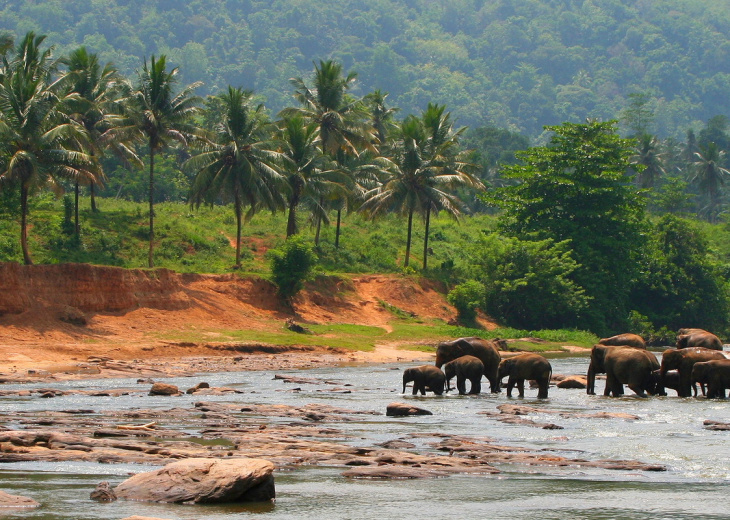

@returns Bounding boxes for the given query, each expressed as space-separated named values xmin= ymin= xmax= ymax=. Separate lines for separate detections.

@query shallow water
xmin=1 ymin=356 xmax=729 ymax=519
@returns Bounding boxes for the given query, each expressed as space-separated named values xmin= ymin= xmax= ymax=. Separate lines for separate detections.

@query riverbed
xmin=0 ymin=356 xmax=728 ymax=519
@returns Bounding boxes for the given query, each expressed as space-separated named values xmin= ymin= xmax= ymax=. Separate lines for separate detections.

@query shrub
xmin=270 ymin=235 xmax=317 ymax=299
xmin=447 ymin=280 xmax=485 ymax=324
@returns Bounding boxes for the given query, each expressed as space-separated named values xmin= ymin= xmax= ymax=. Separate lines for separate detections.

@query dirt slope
xmin=0 ymin=263 xmax=491 ymax=371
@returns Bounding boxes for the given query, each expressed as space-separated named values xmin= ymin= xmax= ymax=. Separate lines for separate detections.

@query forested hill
xmin=1 ymin=0 xmax=729 ymax=137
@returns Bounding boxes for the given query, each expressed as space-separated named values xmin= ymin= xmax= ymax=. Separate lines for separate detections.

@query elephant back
xmin=436 ymin=337 xmax=500 ymax=372
xmin=676 ymin=331 xmax=723 ymax=350
xmin=598 ymin=333 xmax=646 ymax=349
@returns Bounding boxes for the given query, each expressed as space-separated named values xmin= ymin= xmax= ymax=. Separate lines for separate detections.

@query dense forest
xmin=1 ymin=0 xmax=730 ymax=137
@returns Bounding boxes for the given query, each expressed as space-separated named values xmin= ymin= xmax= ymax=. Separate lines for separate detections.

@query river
xmin=0 ymin=355 xmax=728 ymax=519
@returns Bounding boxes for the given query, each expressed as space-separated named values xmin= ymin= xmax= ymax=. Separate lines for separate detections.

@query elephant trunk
xmin=586 ymin=363 xmax=596 ymax=395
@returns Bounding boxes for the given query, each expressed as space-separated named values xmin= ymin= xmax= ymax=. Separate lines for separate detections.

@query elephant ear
xmin=452 ymin=339 xmax=471 ymax=354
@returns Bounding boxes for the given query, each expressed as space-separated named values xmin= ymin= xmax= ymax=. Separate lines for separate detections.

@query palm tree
xmin=281 ymin=60 xmax=376 ymax=247
xmin=108 ymin=55 xmax=203 ymax=267
xmin=0 ymin=32 xmax=99 ymax=264
xmin=691 ymin=142 xmax=730 ymax=223
xmin=63 ymin=47 xmax=136 ymax=229
xmin=631 ymin=133 xmax=665 ymax=189
xmin=187 ymin=87 xmax=286 ymax=267
xmin=361 ymin=105 xmax=480 ymax=269
xmin=364 ymin=89 xmax=398 ymax=146
xmin=277 ymin=115 xmax=332 ymax=237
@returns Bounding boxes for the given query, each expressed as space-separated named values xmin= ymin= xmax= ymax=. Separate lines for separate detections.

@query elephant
xmin=659 ymin=347 xmax=727 ymax=397
xmin=443 ymin=355 xmax=484 ymax=395
xmin=652 ymin=369 xmax=691 ymax=397
xmin=497 ymin=353 xmax=552 ymax=399
xmin=692 ymin=359 xmax=730 ymax=398
xmin=676 ymin=331 xmax=723 ymax=351
xmin=598 ymin=333 xmax=646 ymax=349
xmin=435 ymin=337 xmax=501 ymax=393
xmin=402 ymin=365 xmax=445 ymax=396
xmin=586 ymin=345 xmax=659 ymax=397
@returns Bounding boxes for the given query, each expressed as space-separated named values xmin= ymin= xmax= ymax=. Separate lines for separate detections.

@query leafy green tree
xmin=109 ymin=55 xmax=204 ymax=267
xmin=691 ymin=142 xmax=729 ymax=223
xmin=630 ymin=215 xmax=730 ymax=333
xmin=488 ymin=120 xmax=645 ymax=333
xmin=461 ymin=233 xmax=588 ymax=330
xmin=0 ymin=32 xmax=99 ymax=264
xmin=631 ymin=133 xmax=665 ymax=189
xmin=187 ymin=87 xmax=285 ymax=267
xmin=622 ymin=92 xmax=654 ymax=137
xmin=447 ymin=280 xmax=485 ymax=325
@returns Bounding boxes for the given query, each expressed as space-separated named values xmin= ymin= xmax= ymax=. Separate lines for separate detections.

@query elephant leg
xmin=470 ymin=378 xmax=481 ymax=395
xmin=701 ymin=383 xmax=707 ymax=396
xmin=411 ymin=384 xmax=418 ymax=395
xmin=628 ymin=384 xmax=647 ymax=398
xmin=506 ymin=377 xmax=515 ymax=397
xmin=604 ymin=374 xmax=614 ymax=396
xmin=488 ymin=371 xmax=500 ymax=393
xmin=537 ymin=379 xmax=549 ymax=399
xmin=517 ymin=379 xmax=525 ymax=398
xmin=457 ymin=376 xmax=466 ymax=395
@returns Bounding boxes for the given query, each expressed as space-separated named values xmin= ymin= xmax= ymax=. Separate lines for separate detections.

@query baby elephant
xmin=498 ymin=353 xmax=552 ymax=399
xmin=443 ymin=355 xmax=484 ymax=394
xmin=402 ymin=365 xmax=445 ymax=395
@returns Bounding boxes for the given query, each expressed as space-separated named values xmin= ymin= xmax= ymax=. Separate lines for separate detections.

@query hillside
xmin=0 ymin=262 xmax=484 ymax=372
xmin=1 ymin=0 xmax=728 ymax=136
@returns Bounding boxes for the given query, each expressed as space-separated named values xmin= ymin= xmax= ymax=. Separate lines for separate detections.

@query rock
xmin=378 ymin=440 xmax=416 ymax=449
xmin=58 ymin=305 xmax=87 ymax=326
xmin=149 ymin=383 xmax=180 ymax=396
xmin=342 ymin=466 xmax=449 ymax=479
xmin=285 ymin=318 xmax=312 ymax=334
xmin=119 ymin=517 xmax=175 ymax=520
xmin=114 ymin=458 xmax=275 ymax=504
xmin=90 ymin=481 xmax=117 ymax=502
xmin=0 ymin=490 xmax=40 ymax=508
xmin=704 ymin=420 xmax=730 ymax=431
xmin=386 ymin=402 xmax=433 ymax=417
xmin=557 ymin=376 xmax=587 ymax=389
xmin=186 ymin=382 xmax=210 ymax=394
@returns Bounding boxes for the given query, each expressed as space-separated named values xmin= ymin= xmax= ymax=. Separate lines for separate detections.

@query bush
xmin=270 ymin=235 xmax=317 ymax=299
xmin=447 ymin=280 xmax=485 ymax=324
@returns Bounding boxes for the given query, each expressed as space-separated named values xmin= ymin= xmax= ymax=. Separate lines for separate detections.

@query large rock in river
xmin=386 ymin=402 xmax=433 ymax=417
xmin=114 ymin=458 xmax=275 ymax=504
xmin=0 ymin=490 xmax=40 ymax=508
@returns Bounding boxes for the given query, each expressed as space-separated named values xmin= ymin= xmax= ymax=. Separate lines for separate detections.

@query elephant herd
xmin=402 ymin=329 xmax=730 ymax=400
xmin=402 ymin=337 xmax=553 ymax=398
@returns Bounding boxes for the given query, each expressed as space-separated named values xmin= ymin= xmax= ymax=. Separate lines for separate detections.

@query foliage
xmin=488 ymin=120 xmax=645 ymax=334
xmin=269 ymin=235 xmax=317 ymax=300
xmin=461 ymin=233 xmax=588 ymax=330
xmin=3 ymin=1 xmax=730 ymax=138
xmin=446 ymin=280 xmax=484 ymax=325
xmin=630 ymin=214 xmax=730 ymax=335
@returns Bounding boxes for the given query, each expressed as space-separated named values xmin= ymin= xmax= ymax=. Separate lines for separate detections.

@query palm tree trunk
xmin=404 ymin=210 xmax=413 ymax=268
xmin=286 ymin=188 xmax=300 ymax=237
xmin=148 ymin=147 xmax=155 ymax=268
xmin=422 ymin=205 xmax=431 ymax=270
xmin=20 ymin=182 xmax=32 ymax=265
xmin=314 ymin=196 xmax=323 ymax=247
xmin=335 ymin=209 xmax=341 ymax=248
xmin=90 ymin=181 xmax=97 ymax=212
xmin=74 ymin=181 xmax=80 ymax=237
xmin=234 ymin=195 xmax=242 ymax=267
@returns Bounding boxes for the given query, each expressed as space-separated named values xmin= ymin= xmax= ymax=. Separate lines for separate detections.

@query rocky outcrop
xmin=148 ymin=383 xmax=180 ymax=396
xmin=114 ymin=458 xmax=275 ymax=504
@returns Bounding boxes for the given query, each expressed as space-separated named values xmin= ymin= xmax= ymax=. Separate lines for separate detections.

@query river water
xmin=0 ymin=355 xmax=729 ymax=519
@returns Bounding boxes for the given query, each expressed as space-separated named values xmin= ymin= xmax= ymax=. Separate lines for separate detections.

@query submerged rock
xmin=0 ymin=490 xmax=40 ymax=508
xmin=386 ymin=402 xmax=433 ymax=417
xmin=114 ymin=457 xmax=275 ymax=504
xmin=90 ymin=481 xmax=117 ymax=502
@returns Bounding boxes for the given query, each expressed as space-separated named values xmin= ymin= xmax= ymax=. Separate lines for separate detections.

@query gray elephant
xmin=692 ymin=359 xmax=730 ymax=398
xmin=676 ymin=330 xmax=723 ymax=351
xmin=402 ymin=365 xmax=445 ymax=395
xmin=443 ymin=355 xmax=484 ymax=395
xmin=598 ymin=333 xmax=646 ymax=349
xmin=660 ymin=347 xmax=727 ymax=397
xmin=652 ymin=369 xmax=690 ymax=396
xmin=497 ymin=353 xmax=552 ymax=399
xmin=435 ymin=337 xmax=501 ymax=393
xmin=587 ymin=345 xmax=659 ymax=397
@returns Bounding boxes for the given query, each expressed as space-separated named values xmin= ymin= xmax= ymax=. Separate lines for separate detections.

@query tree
xmin=364 ymin=89 xmax=398 ymax=146
xmin=361 ymin=105 xmax=481 ymax=269
xmin=631 ymin=133 xmax=665 ymax=189
xmin=0 ymin=32 xmax=99 ymax=264
xmin=489 ymin=120 xmax=645 ymax=333
xmin=187 ymin=87 xmax=285 ymax=267
xmin=691 ymin=142 xmax=729 ymax=223
xmin=109 ymin=55 xmax=203 ymax=268
xmin=621 ymin=92 xmax=654 ymax=137
xmin=63 ymin=47 xmax=135 ymax=223
xmin=281 ymin=60 xmax=375 ymax=247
